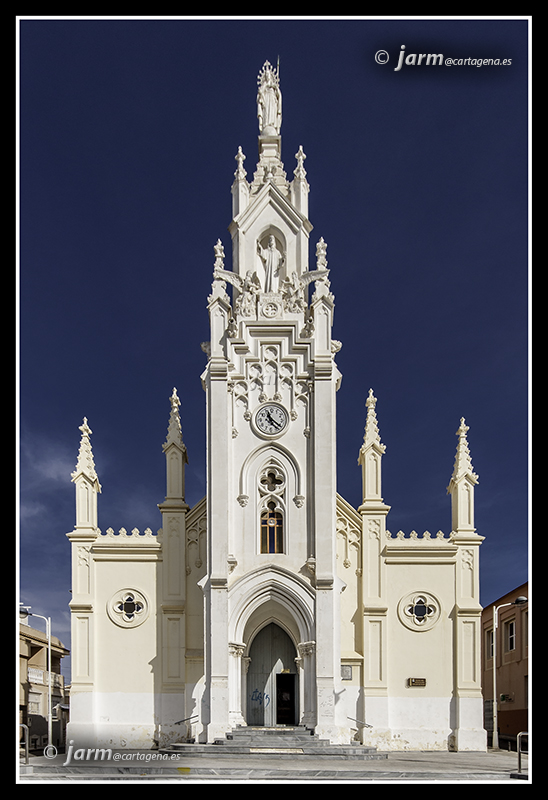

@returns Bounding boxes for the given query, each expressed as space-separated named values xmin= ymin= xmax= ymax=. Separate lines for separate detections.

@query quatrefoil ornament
xmin=107 ymin=588 xmax=149 ymax=628
xmin=397 ymin=591 xmax=441 ymax=632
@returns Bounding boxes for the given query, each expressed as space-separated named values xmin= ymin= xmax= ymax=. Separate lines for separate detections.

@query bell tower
xmin=200 ymin=61 xmax=346 ymax=743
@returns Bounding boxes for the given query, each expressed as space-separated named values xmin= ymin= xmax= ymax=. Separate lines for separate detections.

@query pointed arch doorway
xmin=246 ymin=622 xmax=299 ymax=726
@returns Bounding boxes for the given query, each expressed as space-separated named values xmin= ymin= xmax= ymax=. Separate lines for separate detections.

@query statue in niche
xmin=257 ymin=235 xmax=285 ymax=293
xmin=257 ymin=60 xmax=282 ymax=135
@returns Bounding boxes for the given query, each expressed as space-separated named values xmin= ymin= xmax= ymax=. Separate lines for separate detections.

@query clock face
xmin=255 ymin=403 xmax=289 ymax=436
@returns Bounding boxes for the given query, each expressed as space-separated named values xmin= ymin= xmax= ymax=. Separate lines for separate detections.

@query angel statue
xmin=213 ymin=265 xmax=261 ymax=317
xmin=235 ymin=270 xmax=261 ymax=316
xmin=281 ymin=266 xmax=331 ymax=312
xmin=281 ymin=272 xmax=307 ymax=313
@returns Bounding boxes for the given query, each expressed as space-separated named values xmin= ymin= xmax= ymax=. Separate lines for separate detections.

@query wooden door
xmin=246 ymin=623 xmax=298 ymax=725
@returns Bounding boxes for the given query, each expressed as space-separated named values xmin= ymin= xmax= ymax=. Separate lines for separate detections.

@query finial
xmin=71 ymin=417 xmax=100 ymax=486
xmin=163 ymin=388 xmax=183 ymax=449
xmin=214 ymin=239 xmax=225 ymax=270
xmin=170 ymin=387 xmax=181 ymax=411
xmin=294 ymin=145 xmax=307 ymax=179
xmin=449 ymin=417 xmax=478 ymax=484
xmin=362 ymin=389 xmax=386 ymax=452
xmin=234 ymin=146 xmax=247 ymax=180
xmin=316 ymin=238 xmax=328 ymax=270
xmin=163 ymin=388 xmax=188 ymax=460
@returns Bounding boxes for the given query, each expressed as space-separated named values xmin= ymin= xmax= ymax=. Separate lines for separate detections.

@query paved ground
xmin=18 ymin=747 xmax=530 ymax=783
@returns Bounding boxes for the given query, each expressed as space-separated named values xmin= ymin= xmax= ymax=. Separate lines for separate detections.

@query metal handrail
xmin=516 ymin=731 xmax=528 ymax=774
xmin=348 ymin=716 xmax=373 ymax=729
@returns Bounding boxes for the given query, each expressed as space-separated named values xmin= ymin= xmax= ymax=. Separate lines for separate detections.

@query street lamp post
xmin=20 ymin=605 xmax=52 ymax=750
xmin=491 ymin=595 xmax=527 ymax=749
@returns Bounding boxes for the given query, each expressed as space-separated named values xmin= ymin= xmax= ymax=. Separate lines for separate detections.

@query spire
xmin=362 ymin=389 xmax=386 ymax=453
xmin=447 ymin=417 xmax=479 ymax=535
xmin=160 ymin=388 xmax=189 ymax=507
xmin=448 ymin=418 xmax=478 ymax=487
xmin=358 ymin=390 xmax=388 ymax=507
xmin=71 ymin=417 xmax=101 ymax=530
xmin=250 ymin=60 xmax=288 ymax=196
xmin=71 ymin=418 xmax=101 ymax=489
xmin=163 ymin=387 xmax=188 ymax=461
xmin=229 ymin=61 xmax=313 ymax=286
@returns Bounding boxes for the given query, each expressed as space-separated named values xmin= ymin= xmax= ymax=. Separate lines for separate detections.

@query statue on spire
xmin=257 ymin=60 xmax=282 ymax=135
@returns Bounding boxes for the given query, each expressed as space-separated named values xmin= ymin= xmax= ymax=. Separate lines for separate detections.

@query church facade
xmin=66 ymin=62 xmax=487 ymax=753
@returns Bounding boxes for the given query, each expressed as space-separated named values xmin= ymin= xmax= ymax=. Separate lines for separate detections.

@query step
xmin=160 ymin=743 xmax=386 ymax=760
xmin=160 ymin=724 xmax=383 ymax=760
xmin=226 ymin=727 xmax=314 ymax=737
xmin=216 ymin=726 xmax=326 ymax=746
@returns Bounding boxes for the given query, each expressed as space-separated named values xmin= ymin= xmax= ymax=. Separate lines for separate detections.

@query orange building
xmin=481 ymin=583 xmax=528 ymax=749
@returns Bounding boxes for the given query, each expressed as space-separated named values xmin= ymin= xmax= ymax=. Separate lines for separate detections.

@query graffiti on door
xmin=250 ymin=688 xmax=270 ymax=707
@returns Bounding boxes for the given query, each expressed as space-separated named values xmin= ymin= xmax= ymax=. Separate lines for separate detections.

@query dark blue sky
xmin=18 ymin=17 xmax=529 ymax=672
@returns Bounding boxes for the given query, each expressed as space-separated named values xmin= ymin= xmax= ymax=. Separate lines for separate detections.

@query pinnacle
xmin=449 ymin=417 xmax=478 ymax=484
xmin=71 ymin=417 xmax=100 ymax=486
xmin=362 ymin=389 xmax=386 ymax=452
xmin=163 ymin=388 xmax=188 ymax=460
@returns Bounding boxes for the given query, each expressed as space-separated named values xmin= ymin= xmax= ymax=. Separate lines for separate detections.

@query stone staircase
xmin=162 ymin=725 xmax=387 ymax=761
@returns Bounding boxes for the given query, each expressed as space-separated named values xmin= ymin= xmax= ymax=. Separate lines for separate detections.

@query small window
xmin=28 ymin=692 xmax=41 ymax=714
xmin=505 ymin=620 xmax=516 ymax=652
xmin=260 ymin=502 xmax=284 ymax=553
xmin=486 ymin=629 xmax=494 ymax=659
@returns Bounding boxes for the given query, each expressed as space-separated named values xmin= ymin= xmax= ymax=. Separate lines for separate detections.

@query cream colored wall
xmin=385 ymin=560 xmax=455 ymax=698
xmin=93 ymin=559 xmax=158 ymax=695
xmin=336 ymin=497 xmax=362 ymax=661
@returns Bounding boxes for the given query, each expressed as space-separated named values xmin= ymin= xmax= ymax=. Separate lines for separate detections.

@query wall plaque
xmin=407 ymin=677 xmax=427 ymax=687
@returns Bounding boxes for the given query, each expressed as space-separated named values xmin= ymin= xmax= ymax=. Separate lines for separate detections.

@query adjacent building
xmin=19 ymin=621 xmax=70 ymax=751
xmin=481 ymin=583 xmax=529 ymax=748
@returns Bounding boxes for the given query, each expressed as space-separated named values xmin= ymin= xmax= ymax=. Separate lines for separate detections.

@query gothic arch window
xmin=258 ymin=464 xmax=286 ymax=554
xmin=260 ymin=501 xmax=284 ymax=553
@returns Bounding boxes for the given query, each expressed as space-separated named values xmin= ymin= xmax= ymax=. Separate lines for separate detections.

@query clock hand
xmin=266 ymin=411 xmax=283 ymax=429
